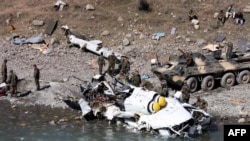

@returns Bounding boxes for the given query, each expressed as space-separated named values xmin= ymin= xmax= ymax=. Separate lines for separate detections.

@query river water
xmin=0 ymin=119 xmax=224 ymax=141
xmin=0 ymin=100 xmax=225 ymax=141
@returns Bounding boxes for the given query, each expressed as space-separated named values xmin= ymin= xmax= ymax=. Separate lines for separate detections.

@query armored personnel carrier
xmin=151 ymin=42 xmax=250 ymax=92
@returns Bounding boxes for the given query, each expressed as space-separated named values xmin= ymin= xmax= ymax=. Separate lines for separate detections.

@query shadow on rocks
xmin=18 ymin=90 xmax=32 ymax=97
xmin=39 ymin=85 xmax=51 ymax=91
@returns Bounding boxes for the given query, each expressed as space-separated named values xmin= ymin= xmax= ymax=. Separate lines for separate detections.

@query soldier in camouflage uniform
xmin=160 ymin=80 xmax=169 ymax=97
xmin=141 ymin=79 xmax=154 ymax=90
xmin=130 ymin=71 xmax=141 ymax=87
xmin=119 ymin=57 xmax=130 ymax=75
xmin=1 ymin=59 xmax=7 ymax=83
xmin=7 ymin=70 xmax=18 ymax=97
xmin=33 ymin=64 xmax=40 ymax=91
xmin=181 ymin=80 xmax=190 ymax=103
xmin=106 ymin=52 xmax=118 ymax=76
xmin=195 ymin=96 xmax=208 ymax=111
xmin=178 ymin=49 xmax=193 ymax=67
xmin=98 ymin=52 xmax=105 ymax=74
xmin=218 ymin=10 xmax=226 ymax=25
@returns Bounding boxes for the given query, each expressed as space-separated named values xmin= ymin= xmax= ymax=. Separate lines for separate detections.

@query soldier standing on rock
xmin=98 ymin=52 xmax=105 ymax=75
xmin=7 ymin=70 xmax=18 ymax=97
xmin=119 ymin=57 xmax=130 ymax=75
xmin=1 ymin=59 xmax=7 ymax=83
xmin=33 ymin=64 xmax=40 ymax=91
xmin=181 ymin=80 xmax=190 ymax=103
xmin=106 ymin=52 xmax=118 ymax=76
xmin=130 ymin=70 xmax=141 ymax=87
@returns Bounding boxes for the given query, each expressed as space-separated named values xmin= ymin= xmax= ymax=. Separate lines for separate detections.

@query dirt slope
xmin=1 ymin=0 xmax=249 ymax=46
xmin=1 ymin=0 xmax=250 ymax=120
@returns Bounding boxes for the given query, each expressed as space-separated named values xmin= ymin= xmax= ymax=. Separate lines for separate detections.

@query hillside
xmin=1 ymin=0 xmax=250 ymax=48
xmin=1 ymin=0 xmax=250 ymax=120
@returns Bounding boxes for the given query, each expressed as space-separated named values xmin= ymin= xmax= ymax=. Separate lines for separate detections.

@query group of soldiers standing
xmin=97 ymin=52 xmax=208 ymax=111
xmin=2 ymin=52 xmax=208 ymax=110
xmin=97 ymin=52 xmax=144 ymax=88
xmin=1 ymin=59 xmax=40 ymax=97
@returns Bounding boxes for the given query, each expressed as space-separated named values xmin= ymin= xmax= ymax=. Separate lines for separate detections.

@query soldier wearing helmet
xmin=106 ymin=52 xmax=118 ymax=76
xmin=7 ymin=70 xmax=18 ymax=97
xmin=130 ymin=70 xmax=141 ymax=87
xmin=98 ymin=52 xmax=106 ymax=74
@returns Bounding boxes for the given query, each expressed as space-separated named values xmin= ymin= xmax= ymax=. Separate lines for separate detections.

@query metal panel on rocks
xmin=45 ymin=20 xmax=58 ymax=35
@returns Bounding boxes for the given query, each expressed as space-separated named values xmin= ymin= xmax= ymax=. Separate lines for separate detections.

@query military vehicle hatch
xmin=151 ymin=42 xmax=250 ymax=92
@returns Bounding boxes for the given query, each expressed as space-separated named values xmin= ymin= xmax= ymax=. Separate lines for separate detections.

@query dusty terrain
xmin=1 ymin=0 xmax=250 ymax=122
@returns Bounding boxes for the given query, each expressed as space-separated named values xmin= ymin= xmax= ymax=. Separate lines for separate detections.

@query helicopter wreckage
xmin=60 ymin=25 xmax=216 ymax=138
xmin=65 ymin=74 xmax=217 ymax=138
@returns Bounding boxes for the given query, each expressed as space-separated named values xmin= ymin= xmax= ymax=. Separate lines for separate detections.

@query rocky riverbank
xmin=1 ymin=0 xmax=250 ymax=124
xmin=1 ymin=32 xmax=250 ymax=124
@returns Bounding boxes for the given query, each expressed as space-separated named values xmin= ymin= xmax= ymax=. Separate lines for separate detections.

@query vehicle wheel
xmin=186 ymin=77 xmax=198 ymax=93
xmin=220 ymin=73 xmax=235 ymax=88
xmin=236 ymin=70 xmax=250 ymax=84
xmin=201 ymin=75 xmax=215 ymax=90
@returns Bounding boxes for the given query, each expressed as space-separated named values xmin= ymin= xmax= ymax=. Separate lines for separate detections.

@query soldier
xmin=225 ymin=4 xmax=236 ymax=19
xmin=178 ymin=49 xmax=193 ymax=67
xmin=106 ymin=52 xmax=118 ymax=76
xmin=188 ymin=9 xmax=198 ymax=21
xmin=1 ymin=59 xmax=7 ymax=83
xmin=181 ymin=81 xmax=190 ymax=103
xmin=7 ymin=70 xmax=18 ymax=97
xmin=235 ymin=11 xmax=245 ymax=25
xmin=141 ymin=79 xmax=154 ymax=90
xmin=33 ymin=64 xmax=40 ymax=91
xmin=119 ymin=57 xmax=125 ymax=73
xmin=119 ymin=57 xmax=130 ymax=75
xmin=160 ymin=80 xmax=169 ymax=97
xmin=194 ymin=96 xmax=208 ymax=111
xmin=218 ymin=10 xmax=226 ymax=25
xmin=130 ymin=71 xmax=141 ymax=87
xmin=98 ymin=52 xmax=105 ymax=74
xmin=125 ymin=58 xmax=130 ymax=74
